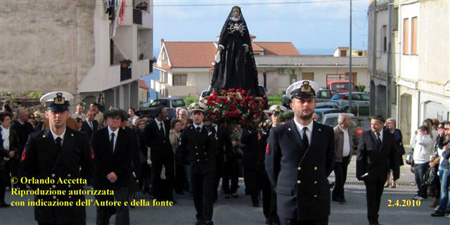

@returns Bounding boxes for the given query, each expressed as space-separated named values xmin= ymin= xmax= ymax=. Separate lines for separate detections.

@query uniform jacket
xmin=143 ymin=119 xmax=173 ymax=162
xmin=179 ymin=125 xmax=218 ymax=174
xmin=91 ymin=127 xmax=135 ymax=189
xmin=241 ymin=128 xmax=259 ymax=170
xmin=81 ymin=119 xmax=99 ymax=140
xmin=356 ymin=128 xmax=400 ymax=182
xmin=19 ymin=128 xmax=94 ymax=224
xmin=333 ymin=125 xmax=354 ymax=163
xmin=265 ymin=120 xmax=334 ymax=220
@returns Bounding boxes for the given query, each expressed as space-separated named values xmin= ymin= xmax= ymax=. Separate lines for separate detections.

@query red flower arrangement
xmin=202 ymin=88 xmax=266 ymax=129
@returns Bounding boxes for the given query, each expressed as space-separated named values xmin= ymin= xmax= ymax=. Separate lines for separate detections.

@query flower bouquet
xmin=203 ymin=88 xmax=266 ymax=129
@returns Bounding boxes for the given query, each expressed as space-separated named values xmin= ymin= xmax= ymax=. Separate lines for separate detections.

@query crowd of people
xmin=0 ymin=83 xmax=449 ymax=225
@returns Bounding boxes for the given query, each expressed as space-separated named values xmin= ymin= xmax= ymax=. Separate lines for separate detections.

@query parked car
xmin=135 ymin=107 xmax=176 ymax=120
xmin=199 ymin=85 xmax=268 ymax=109
xmin=314 ymin=108 xmax=342 ymax=123
xmin=316 ymin=102 xmax=339 ymax=109
xmin=282 ymin=89 xmax=337 ymax=108
xmin=321 ymin=113 xmax=363 ymax=152
xmin=330 ymin=92 xmax=370 ymax=116
xmin=143 ymin=97 xmax=186 ymax=108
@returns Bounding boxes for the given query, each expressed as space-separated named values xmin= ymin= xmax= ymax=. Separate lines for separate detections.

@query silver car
xmin=330 ymin=92 xmax=370 ymax=116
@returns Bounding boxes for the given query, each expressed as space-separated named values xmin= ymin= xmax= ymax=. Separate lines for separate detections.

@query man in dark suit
xmin=266 ymin=80 xmax=334 ymax=225
xmin=81 ymin=110 xmax=99 ymax=140
xmin=143 ymin=106 xmax=175 ymax=201
xmin=179 ymin=102 xmax=218 ymax=225
xmin=11 ymin=107 xmax=35 ymax=188
xmin=20 ymin=92 xmax=94 ymax=225
xmin=91 ymin=109 xmax=135 ymax=225
xmin=356 ymin=115 xmax=400 ymax=225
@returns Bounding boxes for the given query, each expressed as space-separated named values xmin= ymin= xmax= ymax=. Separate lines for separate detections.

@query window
xmin=302 ymin=72 xmax=314 ymax=81
xmin=412 ymin=17 xmax=418 ymax=54
xmin=382 ymin=25 xmax=387 ymax=53
xmin=173 ymin=74 xmax=187 ymax=86
xmin=403 ymin=18 xmax=409 ymax=55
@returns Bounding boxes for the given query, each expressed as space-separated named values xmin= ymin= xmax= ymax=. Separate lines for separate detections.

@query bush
xmin=268 ymin=94 xmax=282 ymax=106
xmin=184 ymin=97 xmax=198 ymax=106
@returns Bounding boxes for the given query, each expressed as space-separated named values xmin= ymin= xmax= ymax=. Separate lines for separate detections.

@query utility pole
xmin=348 ymin=0 xmax=353 ymax=113
xmin=386 ymin=0 xmax=392 ymax=118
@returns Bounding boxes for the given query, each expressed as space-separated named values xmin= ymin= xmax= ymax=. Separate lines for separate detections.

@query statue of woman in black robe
xmin=210 ymin=6 xmax=259 ymax=95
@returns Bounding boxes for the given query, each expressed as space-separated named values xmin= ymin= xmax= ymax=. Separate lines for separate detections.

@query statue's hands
xmin=243 ymin=44 xmax=249 ymax=53
xmin=217 ymin=45 xmax=224 ymax=52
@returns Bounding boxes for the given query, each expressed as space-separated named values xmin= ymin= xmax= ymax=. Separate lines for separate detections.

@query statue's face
xmin=232 ymin=8 xmax=240 ymax=18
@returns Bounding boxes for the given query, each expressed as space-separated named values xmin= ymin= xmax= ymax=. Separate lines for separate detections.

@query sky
xmin=152 ymin=0 xmax=370 ymax=55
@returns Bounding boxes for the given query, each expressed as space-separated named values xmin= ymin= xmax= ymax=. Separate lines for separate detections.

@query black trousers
xmin=151 ymin=158 xmax=174 ymax=200
xmin=213 ymin=160 xmax=224 ymax=200
xmin=222 ymin=159 xmax=239 ymax=194
xmin=280 ymin=217 xmax=328 ymax=225
xmin=364 ymin=179 xmax=384 ymax=224
xmin=244 ymin=167 xmax=260 ymax=203
xmin=0 ymin=161 xmax=6 ymax=204
xmin=260 ymin=170 xmax=279 ymax=224
xmin=96 ymin=187 xmax=130 ymax=225
xmin=192 ymin=169 xmax=216 ymax=222
xmin=332 ymin=156 xmax=350 ymax=200
xmin=38 ymin=221 xmax=86 ymax=225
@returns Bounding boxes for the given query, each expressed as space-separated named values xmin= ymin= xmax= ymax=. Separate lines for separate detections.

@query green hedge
xmin=267 ymin=94 xmax=282 ymax=106
xmin=184 ymin=97 xmax=198 ymax=106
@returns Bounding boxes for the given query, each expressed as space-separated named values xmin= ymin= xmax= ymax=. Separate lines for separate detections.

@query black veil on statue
xmin=210 ymin=6 xmax=260 ymax=95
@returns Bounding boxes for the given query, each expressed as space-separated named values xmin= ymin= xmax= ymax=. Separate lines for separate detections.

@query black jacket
xmin=143 ymin=119 xmax=173 ymax=161
xmin=91 ymin=127 xmax=135 ymax=189
xmin=0 ymin=126 xmax=20 ymax=158
xmin=81 ymin=120 xmax=99 ymax=140
xmin=356 ymin=128 xmax=400 ymax=182
xmin=19 ymin=128 xmax=94 ymax=224
xmin=265 ymin=120 xmax=334 ymax=220
xmin=179 ymin=125 xmax=218 ymax=174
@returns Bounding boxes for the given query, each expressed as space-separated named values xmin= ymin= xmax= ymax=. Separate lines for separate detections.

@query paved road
xmin=1 ymin=160 xmax=447 ymax=225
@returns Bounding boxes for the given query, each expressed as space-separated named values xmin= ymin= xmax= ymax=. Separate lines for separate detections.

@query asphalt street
xmin=0 ymin=160 xmax=447 ymax=225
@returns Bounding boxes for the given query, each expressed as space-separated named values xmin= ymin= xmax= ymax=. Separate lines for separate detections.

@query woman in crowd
xmin=0 ymin=112 xmax=20 ymax=208
xmin=169 ymin=119 xmax=185 ymax=194
xmin=385 ymin=118 xmax=405 ymax=188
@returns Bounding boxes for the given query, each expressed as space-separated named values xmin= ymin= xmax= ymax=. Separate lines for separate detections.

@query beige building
xmin=0 ymin=0 xmax=153 ymax=110
xmin=154 ymin=39 xmax=369 ymax=97
xmin=368 ymin=0 xmax=450 ymax=141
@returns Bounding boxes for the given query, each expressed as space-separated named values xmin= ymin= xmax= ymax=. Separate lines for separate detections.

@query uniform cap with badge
xmin=269 ymin=105 xmax=287 ymax=116
xmin=40 ymin=91 xmax=74 ymax=112
xmin=286 ymin=80 xmax=319 ymax=99
xmin=188 ymin=102 xmax=207 ymax=113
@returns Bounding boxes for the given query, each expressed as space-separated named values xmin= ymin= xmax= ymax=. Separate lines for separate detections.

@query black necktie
xmin=110 ymin=133 xmax=115 ymax=152
xmin=302 ymin=127 xmax=309 ymax=149
xmin=55 ymin=137 xmax=62 ymax=151
xmin=159 ymin=122 xmax=165 ymax=137
xmin=196 ymin=127 xmax=201 ymax=133
xmin=376 ymin=132 xmax=381 ymax=147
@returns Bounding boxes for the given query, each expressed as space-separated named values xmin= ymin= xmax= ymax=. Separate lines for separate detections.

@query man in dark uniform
xmin=356 ymin=115 xmax=400 ymax=225
xmin=91 ymin=109 xmax=136 ymax=225
xmin=20 ymin=91 xmax=94 ymax=225
xmin=265 ymin=80 xmax=335 ymax=225
xmin=179 ymin=102 xmax=217 ymax=225
xmin=258 ymin=105 xmax=286 ymax=225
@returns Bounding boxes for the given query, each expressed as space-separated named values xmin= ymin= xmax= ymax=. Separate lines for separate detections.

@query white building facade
xmin=368 ymin=0 xmax=450 ymax=141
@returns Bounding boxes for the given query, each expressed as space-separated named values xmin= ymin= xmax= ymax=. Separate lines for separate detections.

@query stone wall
xmin=0 ymin=0 xmax=95 ymax=93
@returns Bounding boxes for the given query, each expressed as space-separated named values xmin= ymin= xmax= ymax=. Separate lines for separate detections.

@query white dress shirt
xmin=107 ymin=126 xmax=119 ymax=152
xmin=50 ymin=128 xmax=66 ymax=146
xmin=293 ymin=120 xmax=313 ymax=145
